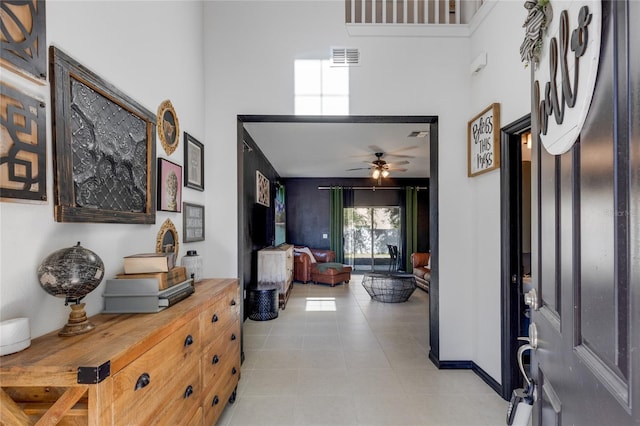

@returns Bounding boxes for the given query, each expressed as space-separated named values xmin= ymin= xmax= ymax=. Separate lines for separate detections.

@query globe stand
xmin=59 ymin=303 xmax=95 ymax=337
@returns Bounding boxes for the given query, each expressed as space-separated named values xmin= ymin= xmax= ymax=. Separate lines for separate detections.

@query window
xmin=294 ymin=59 xmax=349 ymax=115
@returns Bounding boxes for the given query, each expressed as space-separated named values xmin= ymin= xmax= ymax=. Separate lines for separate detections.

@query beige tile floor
xmin=217 ymin=273 xmax=508 ymax=426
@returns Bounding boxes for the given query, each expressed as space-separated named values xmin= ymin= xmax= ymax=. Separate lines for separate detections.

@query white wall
xmin=203 ymin=0 xmax=528 ymax=383
xmin=466 ymin=1 xmax=531 ymax=380
xmin=0 ymin=1 xmax=207 ymax=338
xmin=1 ymin=0 xmax=530 ymax=386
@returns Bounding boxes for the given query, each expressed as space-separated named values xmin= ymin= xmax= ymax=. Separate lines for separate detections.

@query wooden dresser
xmin=0 ymin=278 xmax=240 ymax=425
xmin=257 ymin=244 xmax=294 ymax=309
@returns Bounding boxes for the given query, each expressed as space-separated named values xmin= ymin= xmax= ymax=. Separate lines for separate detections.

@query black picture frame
xmin=157 ymin=158 xmax=182 ymax=212
xmin=183 ymin=202 xmax=205 ymax=242
xmin=184 ymin=132 xmax=204 ymax=191
xmin=49 ymin=46 xmax=156 ymax=223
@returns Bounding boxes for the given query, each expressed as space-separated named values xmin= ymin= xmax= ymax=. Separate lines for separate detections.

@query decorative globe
xmin=37 ymin=242 xmax=105 ymax=303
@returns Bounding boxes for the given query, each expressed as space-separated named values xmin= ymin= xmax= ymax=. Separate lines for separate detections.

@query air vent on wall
xmin=331 ymin=47 xmax=360 ymax=66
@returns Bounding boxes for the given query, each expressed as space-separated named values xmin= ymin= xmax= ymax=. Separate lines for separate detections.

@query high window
xmin=294 ymin=59 xmax=349 ymax=115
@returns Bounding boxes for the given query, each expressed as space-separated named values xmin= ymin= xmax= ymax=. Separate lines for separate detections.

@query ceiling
xmin=243 ymin=117 xmax=433 ymax=179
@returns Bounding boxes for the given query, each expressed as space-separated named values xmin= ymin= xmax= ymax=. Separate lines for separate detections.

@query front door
xmin=530 ymin=1 xmax=639 ymax=425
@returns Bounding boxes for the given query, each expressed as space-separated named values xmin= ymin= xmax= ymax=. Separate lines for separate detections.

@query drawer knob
xmin=134 ymin=373 xmax=150 ymax=391
xmin=184 ymin=335 xmax=194 ymax=347
xmin=230 ymin=299 xmax=236 ymax=306
xmin=212 ymin=355 xmax=220 ymax=364
xmin=211 ymin=314 xmax=219 ymax=323
xmin=184 ymin=385 xmax=194 ymax=399
xmin=231 ymin=367 xmax=237 ymax=375
xmin=212 ymin=395 xmax=220 ymax=406
xmin=231 ymin=333 xmax=237 ymax=341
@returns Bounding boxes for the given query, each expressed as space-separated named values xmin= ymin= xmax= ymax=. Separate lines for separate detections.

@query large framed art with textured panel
xmin=0 ymin=80 xmax=47 ymax=203
xmin=49 ymin=46 xmax=156 ymax=223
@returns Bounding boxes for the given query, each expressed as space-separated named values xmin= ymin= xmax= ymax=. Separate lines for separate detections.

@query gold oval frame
xmin=157 ymin=100 xmax=180 ymax=155
xmin=156 ymin=218 xmax=179 ymax=258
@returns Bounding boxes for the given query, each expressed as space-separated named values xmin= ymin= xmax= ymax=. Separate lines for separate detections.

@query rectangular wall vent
xmin=331 ymin=48 xmax=360 ymax=66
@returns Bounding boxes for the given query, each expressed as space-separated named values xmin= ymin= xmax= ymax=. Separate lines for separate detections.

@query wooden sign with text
xmin=468 ymin=103 xmax=500 ymax=177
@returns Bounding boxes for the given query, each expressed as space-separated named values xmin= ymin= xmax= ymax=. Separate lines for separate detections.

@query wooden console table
xmin=0 ymin=278 xmax=240 ymax=425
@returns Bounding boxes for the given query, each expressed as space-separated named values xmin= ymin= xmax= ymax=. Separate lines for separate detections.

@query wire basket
xmin=361 ymin=272 xmax=416 ymax=303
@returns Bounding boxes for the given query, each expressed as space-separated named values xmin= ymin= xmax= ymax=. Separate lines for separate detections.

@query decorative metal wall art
xmin=156 ymin=218 xmax=179 ymax=257
xmin=256 ymin=170 xmax=270 ymax=207
xmin=0 ymin=0 xmax=47 ymax=80
xmin=49 ymin=46 xmax=156 ymax=223
xmin=157 ymin=158 xmax=182 ymax=212
xmin=157 ymin=100 xmax=179 ymax=155
xmin=184 ymin=132 xmax=204 ymax=191
xmin=0 ymin=80 xmax=46 ymax=202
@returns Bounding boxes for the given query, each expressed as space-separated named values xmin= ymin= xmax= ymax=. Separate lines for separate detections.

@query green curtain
xmin=329 ymin=186 xmax=345 ymax=263
xmin=405 ymin=186 xmax=419 ymax=271
xmin=342 ymin=187 xmax=354 ymax=266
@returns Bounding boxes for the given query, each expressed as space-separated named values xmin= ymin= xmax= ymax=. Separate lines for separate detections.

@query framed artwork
xmin=49 ymin=47 xmax=156 ymax=223
xmin=156 ymin=218 xmax=179 ymax=257
xmin=256 ymin=170 xmax=269 ymax=207
xmin=183 ymin=202 xmax=205 ymax=242
xmin=0 ymin=80 xmax=47 ymax=203
xmin=184 ymin=132 xmax=204 ymax=191
xmin=468 ymin=103 xmax=500 ymax=177
xmin=157 ymin=158 xmax=182 ymax=212
xmin=157 ymin=100 xmax=179 ymax=155
xmin=0 ymin=0 xmax=47 ymax=81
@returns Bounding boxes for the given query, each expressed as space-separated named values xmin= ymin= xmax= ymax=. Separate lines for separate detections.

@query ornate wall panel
xmin=0 ymin=0 xmax=47 ymax=80
xmin=50 ymin=46 xmax=157 ymax=224
xmin=0 ymin=80 xmax=46 ymax=202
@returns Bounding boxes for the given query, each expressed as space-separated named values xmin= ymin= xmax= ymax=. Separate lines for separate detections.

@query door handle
xmin=524 ymin=288 xmax=539 ymax=311
xmin=517 ymin=323 xmax=538 ymax=387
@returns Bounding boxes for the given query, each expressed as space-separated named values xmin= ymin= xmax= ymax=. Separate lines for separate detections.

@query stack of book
xmin=103 ymin=252 xmax=194 ymax=313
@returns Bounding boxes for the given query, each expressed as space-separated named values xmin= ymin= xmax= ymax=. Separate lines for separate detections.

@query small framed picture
xmin=158 ymin=158 xmax=182 ymax=212
xmin=184 ymin=132 xmax=204 ymax=191
xmin=157 ymin=100 xmax=180 ymax=155
xmin=256 ymin=170 xmax=270 ymax=207
xmin=183 ymin=202 xmax=205 ymax=242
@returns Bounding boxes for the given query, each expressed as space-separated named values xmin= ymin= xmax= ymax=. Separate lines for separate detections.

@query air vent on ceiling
xmin=331 ymin=47 xmax=360 ymax=66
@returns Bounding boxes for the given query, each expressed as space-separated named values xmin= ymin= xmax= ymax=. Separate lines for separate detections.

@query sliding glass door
xmin=344 ymin=207 xmax=400 ymax=271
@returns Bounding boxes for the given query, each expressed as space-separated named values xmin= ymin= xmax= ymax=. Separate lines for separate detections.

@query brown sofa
xmin=411 ymin=252 xmax=431 ymax=292
xmin=294 ymin=247 xmax=352 ymax=287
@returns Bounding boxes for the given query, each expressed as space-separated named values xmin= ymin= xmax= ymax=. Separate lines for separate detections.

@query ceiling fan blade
xmin=388 ymin=168 xmax=408 ymax=172
xmin=346 ymin=167 xmax=371 ymax=171
xmin=385 ymin=153 xmax=415 ymax=159
xmin=387 ymin=160 xmax=410 ymax=166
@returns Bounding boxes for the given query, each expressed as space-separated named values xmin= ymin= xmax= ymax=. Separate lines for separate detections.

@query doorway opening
xmin=500 ymin=114 xmax=532 ymax=400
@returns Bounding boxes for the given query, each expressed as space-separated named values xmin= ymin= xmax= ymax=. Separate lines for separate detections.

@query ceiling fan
xmin=347 ymin=152 xmax=409 ymax=184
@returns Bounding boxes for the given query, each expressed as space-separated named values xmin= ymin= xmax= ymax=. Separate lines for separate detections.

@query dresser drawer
xmin=202 ymin=320 xmax=240 ymax=389
xmin=112 ymin=319 xmax=200 ymax=424
xmin=200 ymin=287 xmax=239 ymax=342
xmin=155 ymin=363 xmax=202 ymax=425
xmin=203 ymin=342 xmax=241 ymax=426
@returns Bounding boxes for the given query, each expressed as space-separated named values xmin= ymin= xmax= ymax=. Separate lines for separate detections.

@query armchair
xmin=411 ymin=252 xmax=431 ymax=292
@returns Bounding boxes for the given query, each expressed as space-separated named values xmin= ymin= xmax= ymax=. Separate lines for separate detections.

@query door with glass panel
xmin=344 ymin=207 xmax=400 ymax=272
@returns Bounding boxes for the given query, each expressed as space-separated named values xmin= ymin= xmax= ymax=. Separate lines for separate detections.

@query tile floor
xmin=217 ymin=273 xmax=508 ymax=425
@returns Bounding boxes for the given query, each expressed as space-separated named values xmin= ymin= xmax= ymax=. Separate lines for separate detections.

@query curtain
xmin=329 ymin=186 xmax=344 ymax=263
xmin=342 ymin=187 xmax=354 ymax=266
xmin=404 ymin=186 xmax=419 ymax=271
